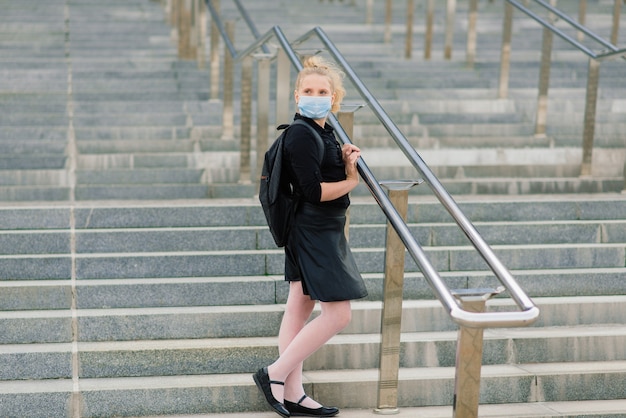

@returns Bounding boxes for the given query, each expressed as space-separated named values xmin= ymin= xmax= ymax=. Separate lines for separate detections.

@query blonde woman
xmin=253 ymin=56 xmax=367 ymax=417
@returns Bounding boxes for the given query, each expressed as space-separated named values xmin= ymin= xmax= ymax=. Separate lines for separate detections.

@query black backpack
xmin=259 ymin=119 xmax=324 ymax=247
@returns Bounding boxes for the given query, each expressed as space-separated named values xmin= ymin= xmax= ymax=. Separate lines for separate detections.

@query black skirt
xmin=284 ymin=202 xmax=368 ymax=302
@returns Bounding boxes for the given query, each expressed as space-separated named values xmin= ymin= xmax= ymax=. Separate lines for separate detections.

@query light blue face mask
xmin=297 ymin=96 xmax=332 ymax=119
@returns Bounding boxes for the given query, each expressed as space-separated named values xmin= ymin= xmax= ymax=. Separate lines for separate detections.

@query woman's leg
xmin=267 ymin=297 xmax=352 ymax=403
xmin=279 ymin=281 xmax=320 ymax=407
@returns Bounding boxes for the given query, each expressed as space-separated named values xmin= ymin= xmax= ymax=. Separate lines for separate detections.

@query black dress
xmin=282 ymin=114 xmax=368 ymax=302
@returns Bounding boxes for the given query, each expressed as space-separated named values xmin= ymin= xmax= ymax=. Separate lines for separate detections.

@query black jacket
xmin=283 ymin=113 xmax=350 ymax=208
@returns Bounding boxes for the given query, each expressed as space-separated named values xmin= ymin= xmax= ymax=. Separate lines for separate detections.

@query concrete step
xmin=2 ymin=265 xmax=626 ymax=310
xmin=138 ymin=400 xmax=626 ymax=418
xmin=2 ymin=361 xmax=626 ymax=416
xmin=0 ymin=240 xmax=622 ymax=280
xmin=4 ymin=289 xmax=626 ymax=340
xmin=0 ymin=218 xmax=622 ymax=257
xmin=76 ymin=139 xmax=196 ymax=154
xmin=0 ymin=186 xmax=71 ymax=202
xmin=4 ymin=323 xmax=626 ymax=380
xmin=0 ymin=195 xmax=624 ymax=228
xmin=76 ymin=168 xmax=204 ymax=185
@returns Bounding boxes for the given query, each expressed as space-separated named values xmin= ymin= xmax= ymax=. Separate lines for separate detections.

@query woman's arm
xmin=320 ymin=144 xmax=360 ymax=202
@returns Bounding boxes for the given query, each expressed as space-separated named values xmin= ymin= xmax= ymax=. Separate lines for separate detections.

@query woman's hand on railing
xmin=342 ymin=143 xmax=361 ymax=182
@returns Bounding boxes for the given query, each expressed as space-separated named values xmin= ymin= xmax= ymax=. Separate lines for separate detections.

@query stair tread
xmin=4 ymin=361 xmax=626 ymax=393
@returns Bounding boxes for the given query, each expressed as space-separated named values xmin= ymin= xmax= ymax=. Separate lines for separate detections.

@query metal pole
xmin=195 ymin=0 xmax=206 ymax=68
xmin=240 ymin=55 xmax=253 ymax=183
xmin=178 ymin=0 xmax=193 ymax=59
xmin=498 ymin=2 xmax=513 ymax=99
xmin=275 ymin=48 xmax=292 ymax=125
xmin=424 ymin=0 xmax=434 ymax=60
xmin=209 ymin=0 xmax=220 ymax=100
xmin=256 ymin=55 xmax=272 ymax=188
xmin=337 ymin=107 xmax=363 ymax=240
xmin=170 ymin=0 xmax=179 ymax=40
xmin=366 ymin=0 xmax=374 ymax=24
xmin=222 ymin=20 xmax=235 ymax=140
xmin=444 ymin=0 xmax=456 ymax=60
xmin=611 ymin=0 xmax=621 ymax=45
xmin=535 ymin=26 xmax=553 ymax=137
xmin=166 ymin=0 xmax=174 ymax=25
xmin=466 ymin=0 xmax=478 ymax=68
xmin=580 ymin=58 xmax=600 ymax=177
xmin=405 ymin=0 xmax=414 ymax=59
xmin=384 ymin=0 xmax=392 ymax=44
xmin=577 ymin=0 xmax=586 ymax=42
xmin=452 ymin=288 xmax=503 ymax=418
xmin=375 ymin=180 xmax=421 ymax=415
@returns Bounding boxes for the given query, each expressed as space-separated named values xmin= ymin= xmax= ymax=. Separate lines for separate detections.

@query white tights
xmin=267 ymin=281 xmax=352 ymax=407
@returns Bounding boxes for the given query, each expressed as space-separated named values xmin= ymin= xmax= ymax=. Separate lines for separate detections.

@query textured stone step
xmin=76 ymin=139 xmax=195 ymax=154
xmin=0 ymin=186 xmax=71 ymax=202
xmin=71 ymin=325 xmax=626 ymax=379
xmin=2 ymin=264 xmax=626 ymax=310
xmin=4 ymin=293 xmax=626 ymax=342
xmin=150 ymin=400 xmax=626 ymax=418
xmin=2 ymin=361 xmax=626 ymax=416
xmin=75 ymin=183 xmax=209 ymax=200
xmin=0 ymin=195 xmax=623 ymax=228
xmin=0 ymin=217 xmax=619 ymax=256
xmin=0 ymin=241 xmax=622 ymax=280
xmin=6 ymin=323 xmax=625 ymax=381
xmin=76 ymin=168 xmax=204 ymax=185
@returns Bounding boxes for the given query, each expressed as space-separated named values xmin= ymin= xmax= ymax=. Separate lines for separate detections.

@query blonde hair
xmin=295 ymin=55 xmax=346 ymax=113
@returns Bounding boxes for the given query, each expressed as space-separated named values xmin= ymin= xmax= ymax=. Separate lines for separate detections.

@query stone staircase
xmin=2 ymin=0 xmax=626 ymax=417
xmin=241 ymin=0 xmax=626 ymax=196
xmin=1 ymin=0 xmax=624 ymax=200
xmin=1 ymin=195 xmax=626 ymax=417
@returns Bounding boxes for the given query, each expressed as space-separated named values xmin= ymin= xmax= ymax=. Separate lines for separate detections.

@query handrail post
xmin=209 ymin=0 xmax=220 ymax=100
xmin=240 ymin=54 xmax=253 ymax=183
xmin=337 ymin=105 xmax=364 ymax=239
xmin=444 ymin=0 xmax=456 ymax=59
xmin=611 ymin=0 xmax=621 ymax=45
xmin=366 ymin=0 xmax=374 ymax=24
xmin=580 ymin=57 xmax=600 ymax=177
xmin=535 ymin=25 xmax=554 ymax=137
xmin=466 ymin=0 xmax=478 ymax=68
xmin=194 ymin=0 xmax=207 ymax=68
xmin=375 ymin=180 xmax=421 ymax=415
xmin=255 ymin=54 xmax=272 ymax=187
xmin=405 ymin=0 xmax=414 ymax=59
xmin=176 ymin=0 xmax=194 ymax=60
xmin=221 ymin=20 xmax=235 ymax=140
xmin=577 ymin=0 xmax=587 ymax=41
xmin=424 ymin=0 xmax=434 ymax=60
xmin=498 ymin=2 xmax=513 ymax=98
xmin=276 ymin=48 xmax=292 ymax=124
xmin=452 ymin=288 xmax=503 ymax=418
xmin=384 ymin=0 xmax=392 ymax=44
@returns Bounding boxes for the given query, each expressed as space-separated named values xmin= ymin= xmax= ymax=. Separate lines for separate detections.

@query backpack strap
xmin=284 ymin=119 xmax=325 ymax=163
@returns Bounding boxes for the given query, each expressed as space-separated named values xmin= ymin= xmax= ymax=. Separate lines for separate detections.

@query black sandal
xmin=252 ymin=367 xmax=290 ymax=417
xmin=284 ymin=394 xmax=339 ymax=417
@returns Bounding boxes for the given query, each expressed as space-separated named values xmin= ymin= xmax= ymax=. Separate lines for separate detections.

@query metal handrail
xmin=232 ymin=0 xmax=270 ymax=54
xmin=205 ymin=0 xmax=270 ymax=56
xmin=500 ymin=0 xmax=624 ymax=177
xmin=205 ymin=3 xmax=539 ymax=328
xmin=206 ymin=0 xmax=236 ymax=56
xmin=308 ymin=26 xmax=539 ymax=328
xmin=509 ymin=0 xmax=626 ymax=60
